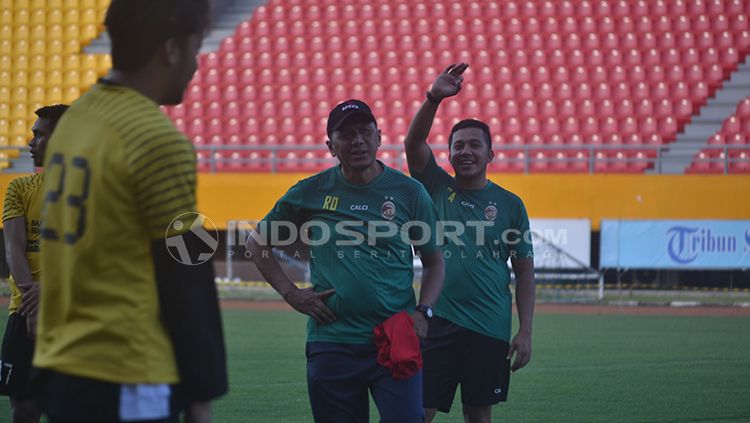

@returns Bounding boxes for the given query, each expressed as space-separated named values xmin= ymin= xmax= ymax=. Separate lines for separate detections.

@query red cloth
xmin=373 ymin=311 xmax=423 ymax=380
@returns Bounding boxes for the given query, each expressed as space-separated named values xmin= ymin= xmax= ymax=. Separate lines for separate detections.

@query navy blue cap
xmin=327 ymin=99 xmax=377 ymax=138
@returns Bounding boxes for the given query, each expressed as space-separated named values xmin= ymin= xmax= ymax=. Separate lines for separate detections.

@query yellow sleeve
xmin=2 ymin=178 xmax=26 ymax=223
xmin=124 ymin=134 xmax=198 ymax=240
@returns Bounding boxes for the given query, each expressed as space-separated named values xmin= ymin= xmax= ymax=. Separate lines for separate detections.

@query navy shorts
xmin=422 ymin=317 xmax=511 ymax=413
xmin=306 ymin=342 xmax=423 ymax=423
xmin=0 ymin=313 xmax=35 ymax=400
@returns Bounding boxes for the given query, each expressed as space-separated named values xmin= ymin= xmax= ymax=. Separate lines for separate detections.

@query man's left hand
xmin=507 ymin=330 xmax=532 ymax=372
xmin=411 ymin=312 xmax=428 ymax=339
xmin=17 ymin=282 xmax=40 ymax=317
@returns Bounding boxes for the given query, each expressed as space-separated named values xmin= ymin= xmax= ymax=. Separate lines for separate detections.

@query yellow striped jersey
xmin=34 ymin=82 xmax=197 ymax=384
xmin=2 ymin=173 xmax=44 ymax=315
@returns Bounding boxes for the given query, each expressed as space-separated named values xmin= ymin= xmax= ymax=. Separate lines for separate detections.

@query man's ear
xmin=164 ymin=38 xmax=181 ymax=66
xmin=377 ymin=129 xmax=382 ymax=147
xmin=488 ymin=149 xmax=495 ymax=162
xmin=326 ymin=140 xmax=336 ymax=157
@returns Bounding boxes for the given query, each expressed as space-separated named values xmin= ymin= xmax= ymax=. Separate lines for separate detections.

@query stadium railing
xmin=2 ymin=144 xmax=748 ymax=174
xmin=193 ymin=143 xmax=750 ymax=174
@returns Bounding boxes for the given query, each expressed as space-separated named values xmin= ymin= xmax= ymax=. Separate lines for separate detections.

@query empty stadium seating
xmin=162 ymin=0 xmax=750 ymax=172
xmin=687 ymin=95 xmax=750 ymax=173
xmin=0 ymin=0 xmax=110 ymax=154
xmin=2 ymin=0 xmax=749 ymax=173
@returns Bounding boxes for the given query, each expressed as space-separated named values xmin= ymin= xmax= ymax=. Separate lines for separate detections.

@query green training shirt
xmin=410 ymin=154 xmax=533 ymax=341
xmin=259 ymin=163 xmax=439 ymax=344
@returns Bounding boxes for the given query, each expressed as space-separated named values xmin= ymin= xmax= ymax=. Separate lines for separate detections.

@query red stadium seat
xmin=186 ymin=101 xmax=203 ymax=120
xmin=729 ymin=133 xmax=747 ymax=145
xmin=688 ymin=151 xmax=719 ymax=173
xmin=707 ymin=134 xmax=725 ymax=145
xmin=736 ymin=98 xmax=750 ymax=119
xmin=722 ymin=116 xmax=741 ymax=136
xmin=729 ymin=151 xmax=750 ymax=173
xmin=244 ymin=151 xmax=271 ymax=172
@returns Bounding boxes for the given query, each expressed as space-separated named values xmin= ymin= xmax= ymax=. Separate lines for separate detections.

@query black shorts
xmin=306 ymin=342 xmax=424 ymax=423
xmin=0 ymin=313 xmax=35 ymax=400
xmin=422 ymin=316 xmax=511 ymax=413
xmin=31 ymin=369 xmax=185 ymax=423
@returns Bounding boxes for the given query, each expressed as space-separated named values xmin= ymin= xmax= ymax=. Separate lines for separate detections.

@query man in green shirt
xmin=247 ymin=99 xmax=445 ymax=422
xmin=405 ymin=64 xmax=536 ymax=423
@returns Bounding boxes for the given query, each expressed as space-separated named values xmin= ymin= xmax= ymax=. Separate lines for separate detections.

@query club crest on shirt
xmin=381 ymin=197 xmax=396 ymax=220
xmin=484 ymin=204 xmax=498 ymax=221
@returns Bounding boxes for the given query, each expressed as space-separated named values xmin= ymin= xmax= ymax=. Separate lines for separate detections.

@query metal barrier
xmin=2 ymin=145 xmax=748 ymax=174
xmin=194 ymin=144 xmax=750 ymax=174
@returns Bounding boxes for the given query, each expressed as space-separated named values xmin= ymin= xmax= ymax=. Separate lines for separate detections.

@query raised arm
xmin=404 ymin=63 xmax=469 ymax=173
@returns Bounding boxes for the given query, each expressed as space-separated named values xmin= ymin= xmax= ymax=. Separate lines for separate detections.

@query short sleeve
xmin=127 ymin=136 xmax=197 ymax=239
xmin=3 ymin=178 xmax=26 ymax=222
xmin=510 ymin=197 xmax=534 ymax=258
xmin=257 ymin=182 xmax=305 ymax=243
xmin=408 ymin=184 xmax=440 ymax=255
xmin=408 ymin=151 xmax=452 ymax=196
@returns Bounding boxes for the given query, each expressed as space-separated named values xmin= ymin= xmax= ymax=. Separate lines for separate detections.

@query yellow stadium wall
xmin=0 ymin=173 xmax=748 ymax=230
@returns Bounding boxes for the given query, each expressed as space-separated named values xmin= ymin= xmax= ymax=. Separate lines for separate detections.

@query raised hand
xmin=284 ymin=287 xmax=337 ymax=324
xmin=428 ymin=63 xmax=470 ymax=102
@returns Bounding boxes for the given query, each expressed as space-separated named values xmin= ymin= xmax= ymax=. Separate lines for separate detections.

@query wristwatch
xmin=416 ymin=304 xmax=434 ymax=319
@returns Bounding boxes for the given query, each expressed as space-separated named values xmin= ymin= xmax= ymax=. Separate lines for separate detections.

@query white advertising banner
xmin=528 ymin=219 xmax=592 ymax=269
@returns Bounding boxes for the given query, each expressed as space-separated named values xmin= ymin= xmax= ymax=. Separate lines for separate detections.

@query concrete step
xmin=85 ymin=0 xmax=265 ymax=55
xmin=659 ymin=55 xmax=750 ymax=172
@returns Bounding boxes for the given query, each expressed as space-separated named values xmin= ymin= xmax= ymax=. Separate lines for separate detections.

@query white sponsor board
xmin=528 ymin=219 xmax=591 ymax=269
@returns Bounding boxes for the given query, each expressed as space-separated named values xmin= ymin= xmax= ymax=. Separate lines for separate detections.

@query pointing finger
xmin=450 ymin=63 xmax=469 ymax=77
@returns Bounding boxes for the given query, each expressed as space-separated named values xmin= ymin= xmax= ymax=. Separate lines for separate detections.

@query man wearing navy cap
xmin=247 ymin=99 xmax=445 ymax=422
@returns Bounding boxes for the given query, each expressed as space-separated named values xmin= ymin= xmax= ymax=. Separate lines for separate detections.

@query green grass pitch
xmin=1 ymin=309 xmax=749 ymax=422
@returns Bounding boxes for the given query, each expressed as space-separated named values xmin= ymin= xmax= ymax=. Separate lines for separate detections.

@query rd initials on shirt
xmin=322 ymin=195 xmax=339 ymax=211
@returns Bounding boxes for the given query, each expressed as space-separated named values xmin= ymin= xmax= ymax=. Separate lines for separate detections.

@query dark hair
xmin=105 ymin=0 xmax=211 ymax=71
xmin=35 ymin=104 xmax=69 ymax=128
xmin=449 ymin=119 xmax=492 ymax=150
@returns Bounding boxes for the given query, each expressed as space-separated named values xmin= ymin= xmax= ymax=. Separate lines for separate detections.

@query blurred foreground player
xmin=32 ymin=1 xmax=227 ymax=422
xmin=1 ymin=104 xmax=68 ymax=423
xmin=247 ymin=100 xmax=445 ymax=422
xmin=405 ymin=64 xmax=536 ymax=423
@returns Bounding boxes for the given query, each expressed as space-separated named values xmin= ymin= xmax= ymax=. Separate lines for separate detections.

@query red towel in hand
xmin=373 ymin=311 xmax=422 ymax=380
